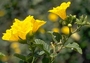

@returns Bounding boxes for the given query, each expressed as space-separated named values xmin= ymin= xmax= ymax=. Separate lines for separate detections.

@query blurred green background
xmin=0 ymin=0 xmax=90 ymax=63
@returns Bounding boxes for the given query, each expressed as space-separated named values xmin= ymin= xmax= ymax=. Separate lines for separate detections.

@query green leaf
xmin=38 ymin=51 xmax=45 ymax=55
xmin=34 ymin=39 xmax=50 ymax=55
xmin=14 ymin=53 xmax=26 ymax=61
xmin=65 ymin=42 xmax=82 ymax=54
xmin=48 ymin=31 xmax=58 ymax=43
xmin=53 ymin=32 xmax=62 ymax=42
xmin=0 ymin=52 xmax=5 ymax=59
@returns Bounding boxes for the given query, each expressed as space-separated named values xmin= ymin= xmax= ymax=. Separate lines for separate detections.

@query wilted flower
xmin=2 ymin=15 xmax=46 ymax=41
xmin=48 ymin=1 xmax=71 ymax=20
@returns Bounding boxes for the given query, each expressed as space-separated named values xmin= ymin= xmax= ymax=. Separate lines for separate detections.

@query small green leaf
xmin=0 ymin=52 xmax=5 ymax=59
xmin=53 ymin=32 xmax=62 ymax=42
xmin=14 ymin=53 xmax=26 ymax=61
xmin=48 ymin=31 xmax=58 ymax=43
xmin=65 ymin=42 xmax=82 ymax=54
xmin=34 ymin=39 xmax=50 ymax=55
xmin=38 ymin=51 xmax=45 ymax=55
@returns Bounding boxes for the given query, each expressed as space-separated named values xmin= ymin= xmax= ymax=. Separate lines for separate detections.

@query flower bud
xmin=68 ymin=24 xmax=72 ymax=27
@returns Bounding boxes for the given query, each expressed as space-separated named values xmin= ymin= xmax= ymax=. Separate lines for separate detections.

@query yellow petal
xmin=32 ymin=20 xmax=46 ymax=33
xmin=2 ymin=29 xmax=19 ymax=41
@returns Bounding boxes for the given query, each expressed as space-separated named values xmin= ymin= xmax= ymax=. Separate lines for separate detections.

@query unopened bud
xmin=71 ymin=48 xmax=74 ymax=50
xmin=68 ymin=24 xmax=72 ymax=27
xmin=73 ymin=15 xmax=76 ymax=18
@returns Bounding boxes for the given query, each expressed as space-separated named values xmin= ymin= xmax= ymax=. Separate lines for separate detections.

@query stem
xmin=51 ymin=33 xmax=58 ymax=43
xmin=31 ymin=45 xmax=35 ymax=63
xmin=50 ymin=57 xmax=54 ymax=63
xmin=27 ymin=39 xmax=35 ymax=63
xmin=31 ymin=56 xmax=35 ymax=63
xmin=51 ymin=42 xmax=55 ymax=53
xmin=72 ymin=25 xmax=82 ymax=34
xmin=69 ymin=27 xmax=72 ymax=37
xmin=56 ymin=31 xmax=72 ymax=53
xmin=51 ymin=60 xmax=54 ymax=63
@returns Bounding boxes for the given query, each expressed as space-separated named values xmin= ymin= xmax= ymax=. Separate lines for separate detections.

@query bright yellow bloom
xmin=52 ymin=28 xmax=60 ymax=33
xmin=2 ymin=29 xmax=19 ymax=41
xmin=48 ymin=13 xmax=58 ymax=22
xmin=48 ymin=1 xmax=71 ymax=20
xmin=2 ymin=15 xmax=46 ymax=41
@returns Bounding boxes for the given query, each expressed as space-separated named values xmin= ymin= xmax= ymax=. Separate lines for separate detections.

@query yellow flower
xmin=61 ymin=26 xmax=71 ymax=35
xmin=52 ymin=28 xmax=60 ymax=33
xmin=2 ymin=15 xmax=46 ymax=41
xmin=2 ymin=29 xmax=19 ymax=41
xmin=48 ymin=1 xmax=71 ymax=20
xmin=48 ymin=13 xmax=58 ymax=22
